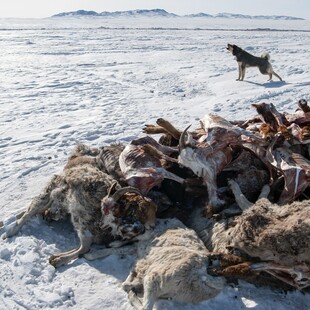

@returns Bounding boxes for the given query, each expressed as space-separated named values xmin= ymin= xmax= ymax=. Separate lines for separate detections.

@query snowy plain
xmin=0 ymin=16 xmax=310 ymax=309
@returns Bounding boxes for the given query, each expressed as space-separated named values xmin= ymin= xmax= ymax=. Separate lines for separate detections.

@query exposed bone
xmin=228 ymin=180 xmax=252 ymax=211
xmin=207 ymin=253 xmax=310 ymax=290
xmin=142 ymin=144 xmax=178 ymax=164
xmin=250 ymin=262 xmax=310 ymax=290
xmin=97 ymin=143 xmax=125 ymax=183
xmin=229 ymin=179 xmax=270 ymax=211
xmin=143 ymin=118 xmax=182 ymax=141
xmin=156 ymin=118 xmax=182 ymax=140
xmin=1 ymin=144 xmax=159 ymax=267
xmin=143 ymin=124 xmax=169 ymax=135
xmin=179 ymin=126 xmax=233 ymax=209
xmin=188 ymin=197 xmax=310 ymax=290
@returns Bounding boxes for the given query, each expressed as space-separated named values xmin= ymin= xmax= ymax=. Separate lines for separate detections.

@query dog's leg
xmin=272 ymin=71 xmax=282 ymax=81
xmin=240 ymin=64 xmax=246 ymax=81
xmin=237 ymin=62 xmax=242 ymax=80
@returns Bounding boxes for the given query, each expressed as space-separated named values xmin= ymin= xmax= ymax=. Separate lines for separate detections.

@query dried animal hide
xmin=267 ymin=135 xmax=310 ymax=204
xmin=119 ymin=136 xmax=183 ymax=195
xmin=198 ymin=114 xmax=262 ymax=145
xmin=178 ymin=126 xmax=233 ymax=210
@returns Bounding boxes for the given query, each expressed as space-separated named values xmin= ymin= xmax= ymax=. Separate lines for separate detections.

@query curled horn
xmin=112 ymin=187 xmax=145 ymax=202
xmin=107 ymin=181 xmax=118 ymax=197
xmin=179 ymin=125 xmax=192 ymax=149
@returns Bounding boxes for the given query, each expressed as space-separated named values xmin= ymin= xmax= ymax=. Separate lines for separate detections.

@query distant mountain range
xmin=52 ymin=9 xmax=304 ymax=20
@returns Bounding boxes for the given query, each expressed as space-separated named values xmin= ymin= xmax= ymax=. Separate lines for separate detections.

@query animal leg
xmin=123 ymin=271 xmax=140 ymax=292
xmin=228 ymin=179 xmax=252 ymax=211
xmin=229 ymin=180 xmax=270 ymax=211
xmin=143 ymin=124 xmax=168 ymax=135
xmin=0 ymin=211 xmax=25 ymax=229
xmin=203 ymin=167 xmax=225 ymax=211
xmin=127 ymin=290 xmax=144 ymax=310
xmin=84 ymin=244 xmax=137 ymax=261
xmin=257 ymin=184 xmax=270 ymax=199
xmin=272 ymin=71 xmax=282 ymax=81
xmin=123 ymin=272 xmax=145 ymax=304
xmin=49 ymin=230 xmax=93 ymax=267
xmin=207 ymin=183 xmax=225 ymax=211
xmin=141 ymin=275 xmax=158 ymax=310
xmin=250 ymin=262 xmax=310 ymax=290
xmin=240 ymin=64 xmax=246 ymax=81
xmin=2 ymin=175 xmax=62 ymax=239
xmin=156 ymin=118 xmax=181 ymax=140
xmin=237 ymin=63 xmax=242 ymax=80
xmin=142 ymin=144 xmax=178 ymax=163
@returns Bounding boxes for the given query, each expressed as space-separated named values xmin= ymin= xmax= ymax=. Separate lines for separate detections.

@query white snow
xmin=0 ymin=16 xmax=310 ymax=310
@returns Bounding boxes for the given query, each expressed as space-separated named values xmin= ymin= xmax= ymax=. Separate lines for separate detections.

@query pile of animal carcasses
xmin=2 ymin=99 xmax=310 ymax=294
xmin=142 ymin=99 xmax=310 ymax=213
xmin=138 ymin=99 xmax=310 ymax=291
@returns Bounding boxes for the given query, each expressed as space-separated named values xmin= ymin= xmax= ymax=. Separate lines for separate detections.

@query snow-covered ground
xmin=0 ymin=17 xmax=309 ymax=309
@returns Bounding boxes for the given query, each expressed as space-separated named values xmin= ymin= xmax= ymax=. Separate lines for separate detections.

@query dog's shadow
xmin=244 ymin=80 xmax=287 ymax=88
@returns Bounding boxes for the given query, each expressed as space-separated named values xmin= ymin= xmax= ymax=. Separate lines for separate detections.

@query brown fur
xmin=230 ymin=198 xmax=310 ymax=265
xmin=1 ymin=143 xmax=158 ymax=267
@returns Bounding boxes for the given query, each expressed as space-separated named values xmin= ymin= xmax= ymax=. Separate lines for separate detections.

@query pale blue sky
xmin=0 ymin=0 xmax=309 ymax=19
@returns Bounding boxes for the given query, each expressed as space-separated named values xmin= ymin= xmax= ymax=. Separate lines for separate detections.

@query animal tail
xmin=261 ymin=52 xmax=270 ymax=60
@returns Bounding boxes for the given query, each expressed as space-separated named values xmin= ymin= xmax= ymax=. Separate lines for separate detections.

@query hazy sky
xmin=0 ymin=0 xmax=309 ymax=19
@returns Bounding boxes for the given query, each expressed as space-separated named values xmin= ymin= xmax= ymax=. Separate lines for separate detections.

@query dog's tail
xmin=261 ymin=52 xmax=270 ymax=60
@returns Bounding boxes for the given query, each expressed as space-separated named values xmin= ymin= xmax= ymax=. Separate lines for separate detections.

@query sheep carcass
xmin=188 ymin=180 xmax=310 ymax=290
xmin=50 ymin=180 xmax=157 ymax=267
xmin=1 ymin=144 xmax=157 ymax=267
xmin=119 ymin=136 xmax=184 ymax=195
xmin=178 ymin=114 xmax=262 ymax=212
xmin=1 ymin=143 xmax=101 ymax=238
xmin=85 ymin=218 xmax=225 ymax=310
xmin=100 ymin=184 xmax=157 ymax=242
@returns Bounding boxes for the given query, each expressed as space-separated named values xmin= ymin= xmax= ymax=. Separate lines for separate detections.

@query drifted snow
xmin=0 ymin=17 xmax=310 ymax=310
